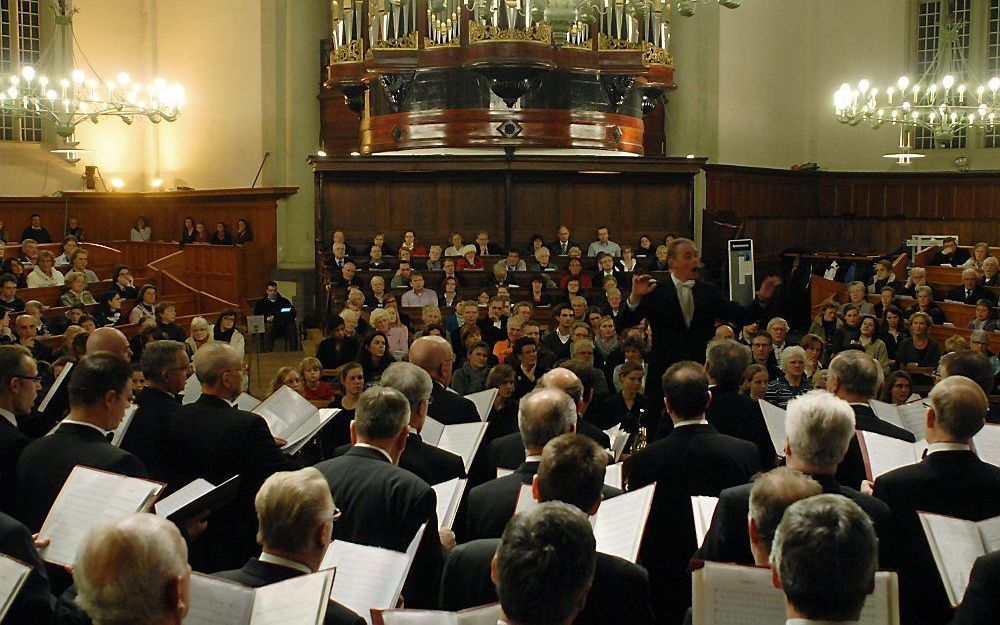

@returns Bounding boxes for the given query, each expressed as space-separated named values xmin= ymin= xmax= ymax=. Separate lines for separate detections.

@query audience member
xmin=253 ymin=281 xmax=298 ymax=351
xmin=235 ymin=218 xmax=254 ymax=245
xmin=95 ymin=290 xmax=126 ymax=327
xmin=587 ymin=226 xmax=622 ymax=257
xmin=155 ymin=302 xmax=186 ymax=343
xmin=64 ymin=216 xmax=85 ymax=242
xmin=60 ymin=271 xmax=96 ymax=307
xmin=299 ymin=356 xmax=334 ymax=401
xmin=14 ymin=313 xmax=53 ymax=363
xmin=0 ymin=274 xmax=23 ymax=315
xmin=357 ymin=330 xmax=393 ymax=384
xmin=908 ymin=285 xmax=946 ymax=325
xmin=895 ymin=311 xmax=941 ymax=368
xmin=930 ymin=236 xmax=971 ymax=266
xmin=320 ymin=362 xmax=365 ymax=455
xmin=764 ymin=346 xmax=811 ymax=409
xmin=26 ymin=250 xmax=64 ymax=288
xmin=86 ymin=326 xmax=132 ymax=360
xmin=130 ymin=216 xmax=152 ymax=242
xmin=68 ymin=248 xmax=100 ymax=283
xmin=948 ymin=267 xmax=995 ymax=305
xmin=21 ymin=214 xmax=51 ymax=243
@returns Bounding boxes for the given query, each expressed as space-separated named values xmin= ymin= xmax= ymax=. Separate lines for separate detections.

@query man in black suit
xmin=549 ymin=225 xmax=578 ymax=257
xmin=474 ymin=230 xmax=504 ymax=257
xmin=620 ymin=238 xmax=780 ymax=439
xmin=827 ymin=350 xmax=915 ymax=490
xmin=0 ymin=345 xmax=37 ymax=514
xmin=215 ymin=468 xmax=365 ymax=625
xmin=952 ymin=551 xmax=1000 ymax=625
xmin=74 ymin=513 xmax=190 ymax=625
xmin=15 ymin=352 xmax=146 ymax=531
xmin=409 ymin=335 xmax=479 ymax=425
xmin=464 ymin=388 xmax=579 ymax=541
xmin=771 ymin=495 xmax=879 ymax=625
xmin=0 ymin=510 xmax=56 ymax=623
xmin=253 ymin=281 xmax=298 ymax=352
xmin=442 ymin=433 xmax=654 ymax=625
xmin=494 ymin=502 xmax=596 ymax=625
xmin=383 ymin=361 xmax=466 ymax=485
xmin=14 ymin=314 xmax=53 ymax=363
xmin=625 ymin=362 xmax=760 ymax=625
xmin=872 ymin=375 xmax=1000 ymax=625
xmin=540 ymin=305 xmax=576 ymax=362
xmin=703 ymin=339 xmax=775 ymax=470
xmin=329 ymin=260 xmax=366 ymax=289
xmin=167 ymin=342 xmax=299 ymax=571
xmin=313 ymin=385 xmax=446 ymax=609
xmin=120 ymin=340 xmax=189 ymax=484
xmin=476 ymin=297 xmax=508 ymax=350
xmin=698 ymin=390 xmax=892 ymax=567
xmin=20 ymin=214 xmax=51 ymax=244
xmin=947 ymin=267 xmax=996 ymax=305
xmin=930 ymin=236 xmax=971 ymax=266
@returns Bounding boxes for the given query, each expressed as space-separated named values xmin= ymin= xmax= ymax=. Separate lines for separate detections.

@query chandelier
xmin=0 ymin=1 xmax=185 ymax=141
xmin=833 ymin=13 xmax=998 ymax=146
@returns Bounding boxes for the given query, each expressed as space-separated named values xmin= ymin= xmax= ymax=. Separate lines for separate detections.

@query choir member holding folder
xmin=871 ymin=375 xmax=1000 ymax=625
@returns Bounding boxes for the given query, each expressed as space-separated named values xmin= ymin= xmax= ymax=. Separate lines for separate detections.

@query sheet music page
xmin=918 ymin=512 xmax=988 ymax=606
xmin=693 ymin=561 xmax=785 ymax=625
xmin=691 ymin=496 xmax=719 ymax=549
xmin=236 ymin=393 xmax=261 ymax=411
xmin=973 ymin=424 xmax=1000 ymax=468
xmin=322 ymin=525 xmax=426 ymax=625
xmin=110 ymin=404 xmax=138 ymax=447
xmin=514 ymin=483 xmax=537 ymax=515
xmin=976 ymin=514 xmax=1000 ymax=552
xmin=154 ymin=478 xmax=214 ymax=518
xmin=420 ymin=417 xmax=445 ymax=447
xmin=38 ymin=361 xmax=72 ymax=412
xmin=455 ymin=604 xmax=503 ymax=625
xmin=757 ymin=400 xmax=787 ymax=455
xmin=869 ymin=400 xmax=902 ymax=428
xmin=252 ymin=386 xmax=318 ymax=444
xmin=592 ymin=483 xmax=655 ymax=562
xmin=374 ymin=604 xmax=501 ymax=625
xmin=0 ymin=554 xmax=30 ymax=621
xmin=38 ymin=467 xmax=163 ymax=567
xmin=894 ymin=400 xmax=930 ymax=440
xmin=860 ymin=431 xmax=924 ymax=479
xmin=284 ymin=410 xmax=338 ymax=456
xmin=182 ymin=373 xmax=202 ymax=405
xmin=250 ymin=570 xmax=334 ymax=625
xmin=431 ymin=478 xmax=467 ymax=530
xmin=436 ymin=422 xmax=489 ymax=472
xmin=605 ymin=463 xmax=623 ymax=489
xmin=185 ymin=573 xmax=254 ymax=625
xmin=496 ymin=468 xmax=513 ymax=478
xmin=609 ymin=429 xmax=630 ymax=462
xmin=464 ymin=389 xmax=498 ymax=422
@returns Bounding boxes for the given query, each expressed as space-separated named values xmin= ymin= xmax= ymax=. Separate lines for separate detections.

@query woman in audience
xmin=210 ymin=222 xmax=234 ymax=245
xmin=962 ymin=242 xmax=992 ymax=270
xmin=601 ymin=361 xmax=650 ymax=437
xmin=444 ymin=232 xmax=464 ymax=257
xmin=382 ymin=293 xmax=410 ymax=329
xmin=650 ymin=244 xmax=669 ymax=271
xmin=269 ymin=366 xmax=303 ymax=395
xmin=234 ymin=219 xmax=254 ymax=245
xmin=399 ymin=230 xmax=427 ymax=256
xmin=60 ymin=271 xmax=96 ymax=307
xmin=879 ymin=370 xmax=917 ymax=405
xmin=94 ymin=291 xmax=126 ymax=327
xmin=213 ymin=309 xmax=245 ymax=356
xmin=439 ymin=276 xmax=460 ymax=308
xmin=872 ymin=286 xmax=897 ymax=321
xmin=764 ymin=346 xmax=811 ymax=408
xmin=969 ymin=329 xmax=1000 ymax=377
xmin=968 ymin=298 xmax=998 ymax=331
xmin=357 ymin=331 xmax=394 ymax=384
xmin=112 ymin=266 xmax=138 ymax=299
xmin=384 ymin=306 xmax=409 ymax=357
xmin=128 ymin=319 xmax=157 ymax=363
xmin=369 ymin=232 xmax=386 ymax=256
xmin=635 ymin=235 xmax=654 ymax=259
xmin=741 ymin=364 xmax=769 ymax=400
xmin=811 ymin=369 xmax=829 ymax=391
xmin=129 ymin=284 xmax=158 ymax=324
xmin=562 ymin=277 xmax=585 ymax=306
xmin=982 ymin=256 xmax=1000 ymax=287
xmin=612 ymin=336 xmax=648 ymax=392
xmin=194 ymin=222 xmax=208 ymax=243
xmin=561 ymin=257 xmax=593 ymax=289
xmin=457 ymin=244 xmax=483 ymax=271
xmin=617 ymin=245 xmax=640 ymax=273
xmin=451 ymin=340 xmax=491 ymax=395
xmin=365 ymin=275 xmax=387 ymax=309
xmin=799 ymin=333 xmax=826 ymax=379
xmin=529 ymin=275 xmax=553 ymax=307
xmin=130 ymin=216 xmax=152 ymax=242
xmin=184 ymin=316 xmax=214 ymax=356
xmin=181 ymin=216 xmax=197 ymax=244
xmin=68 ymin=249 xmax=99 ymax=282
xmin=527 ymin=234 xmax=545 ymax=257
xmin=857 ymin=314 xmax=890 ymax=375
xmin=908 ymin=285 xmax=946 ymax=325
xmin=322 ymin=362 xmax=364 ymax=455
xmin=831 ymin=305 xmax=863 ymax=353
xmin=879 ymin=305 xmax=909 ymax=362
xmin=155 ymin=301 xmax=186 ymax=342
xmin=482 ymin=365 xmax=517 ymax=443
xmin=3 ymin=258 xmax=26 ymax=288
xmin=299 ymin=356 xmax=334 ymax=402
xmin=26 ymin=250 xmax=64 ymax=288
xmin=895 ymin=311 xmax=941 ymax=369
xmin=425 ymin=245 xmax=444 ymax=271
xmin=841 ymin=281 xmax=874 ymax=316
xmin=60 ymin=325 xmax=84 ymax=356
xmin=54 ymin=236 xmax=78 ymax=268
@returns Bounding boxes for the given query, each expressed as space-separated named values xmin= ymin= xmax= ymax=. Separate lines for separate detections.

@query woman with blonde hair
xmin=184 ymin=316 xmax=214 ymax=356
xmin=269 ymin=366 xmax=302 ymax=395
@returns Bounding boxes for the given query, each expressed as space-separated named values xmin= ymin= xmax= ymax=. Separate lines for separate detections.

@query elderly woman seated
xmin=763 ymin=345 xmax=811 ymax=408
xmin=907 ymin=285 xmax=946 ymax=325
xmin=970 ymin=329 xmax=1000 ymax=376
xmin=841 ymin=281 xmax=874 ymax=316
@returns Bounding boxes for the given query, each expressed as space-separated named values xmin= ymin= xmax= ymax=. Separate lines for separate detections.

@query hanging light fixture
xmin=0 ymin=0 xmax=185 ymax=154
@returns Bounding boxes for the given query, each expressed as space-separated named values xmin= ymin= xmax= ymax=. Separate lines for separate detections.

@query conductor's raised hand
xmin=756 ymin=276 xmax=782 ymax=302
xmin=629 ymin=274 xmax=658 ymax=301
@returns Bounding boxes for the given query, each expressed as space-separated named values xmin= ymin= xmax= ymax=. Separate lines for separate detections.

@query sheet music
xmin=236 ymin=393 xmax=261 ymax=411
xmin=183 ymin=373 xmax=202 ymax=404
xmin=155 ymin=478 xmax=214 ymax=518
xmin=38 ymin=361 xmax=72 ymax=412
xmin=321 ymin=525 xmax=426 ymax=625
xmin=420 ymin=418 xmax=445 ymax=446
xmin=859 ymin=431 xmax=926 ymax=480
xmin=185 ymin=573 xmax=254 ymax=625
xmin=283 ymin=410 xmax=338 ymax=456
xmin=432 ymin=478 xmax=468 ymax=530
xmin=605 ymin=463 xmax=623 ymax=489
xmin=608 ymin=428 xmax=630 ymax=462
xmin=976 ymin=514 xmax=1000 ymax=552
xmin=514 ymin=483 xmax=536 ymax=515
xmin=422 ymin=419 xmax=488 ymax=472
xmin=973 ymin=424 xmax=1000 ymax=468
xmin=918 ymin=512 xmax=989 ymax=607
xmin=0 ymin=554 xmax=30 ymax=622
xmin=253 ymin=385 xmax=320 ymax=444
xmin=464 ymin=389 xmax=498 ymax=422
xmin=496 ymin=467 xmax=513 ymax=478
xmin=374 ymin=604 xmax=502 ymax=625
xmin=592 ymin=483 xmax=655 ymax=563
xmin=894 ymin=400 xmax=930 ymax=440
xmin=110 ymin=404 xmax=138 ymax=447
xmin=691 ymin=496 xmax=719 ymax=549
xmin=250 ymin=570 xmax=335 ymax=625
xmin=693 ymin=562 xmax=898 ymax=625
xmin=757 ymin=400 xmax=787 ymax=455
xmin=38 ymin=466 xmax=163 ymax=566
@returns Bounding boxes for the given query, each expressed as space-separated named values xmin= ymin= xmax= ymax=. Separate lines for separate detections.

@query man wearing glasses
xmin=215 ymin=468 xmax=365 ymax=625
xmin=0 ymin=345 xmax=38 ymax=514
xmin=14 ymin=314 xmax=52 ymax=364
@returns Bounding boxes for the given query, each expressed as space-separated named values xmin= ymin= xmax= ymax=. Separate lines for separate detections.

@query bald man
xmin=86 ymin=326 xmax=132 ymax=361
xmin=409 ymin=336 xmax=478 ymax=425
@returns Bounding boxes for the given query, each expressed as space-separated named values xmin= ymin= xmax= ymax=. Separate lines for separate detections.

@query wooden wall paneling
xmin=510 ymin=176 xmax=560 ymax=248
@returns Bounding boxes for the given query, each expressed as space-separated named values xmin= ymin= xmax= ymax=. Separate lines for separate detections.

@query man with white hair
xmin=74 ymin=513 xmax=191 ymax=625
xmin=766 ymin=317 xmax=789 ymax=359
xmin=216 ymin=469 xmax=364 ymax=624
xmin=948 ymin=266 xmax=995 ymax=305
xmin=698 ymin=390 xmax=891 ymax=567
xmin=409 ymin=335 xmax=479 ymax=425
xmin=771 ymin=495 xmax=878 ymax=624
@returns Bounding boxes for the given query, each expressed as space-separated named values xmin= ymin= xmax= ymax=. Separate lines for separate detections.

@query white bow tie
xmin=677 ymin=280 xmax=696 ymax=289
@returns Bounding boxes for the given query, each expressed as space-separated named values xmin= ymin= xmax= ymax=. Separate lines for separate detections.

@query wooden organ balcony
xmin=320 ymin=0 xmax=675 ymax=155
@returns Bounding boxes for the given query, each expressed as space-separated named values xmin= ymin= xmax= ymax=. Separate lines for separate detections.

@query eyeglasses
xmin=12 ymin=374 xmax=42 ymax=382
